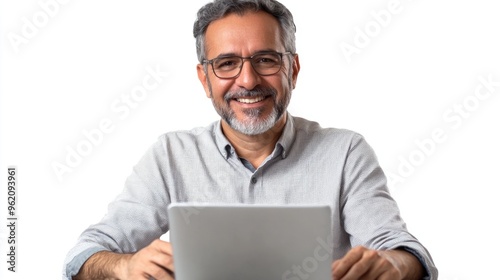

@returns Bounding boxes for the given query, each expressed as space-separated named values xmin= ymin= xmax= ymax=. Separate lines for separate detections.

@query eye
xmin=253 ymin=54 xmax=280 ymax=66
xmin=214 ymin=57 xmax=241 ymax=70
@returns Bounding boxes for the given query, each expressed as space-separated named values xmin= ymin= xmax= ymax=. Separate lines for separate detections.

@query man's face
xmin=197 ymin=11 xmax=300 ymax=135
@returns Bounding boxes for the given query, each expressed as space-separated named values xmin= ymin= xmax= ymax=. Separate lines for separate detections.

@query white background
xmin=1 ymin=0 xmax=499 ymax=279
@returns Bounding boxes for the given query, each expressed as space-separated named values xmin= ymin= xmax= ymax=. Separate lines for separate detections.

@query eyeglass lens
xmin=212 ymin=53 xmax=282 ymax=78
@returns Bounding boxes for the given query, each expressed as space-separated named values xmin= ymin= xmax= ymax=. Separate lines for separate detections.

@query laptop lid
xmin=168 ymin=203 xmax=332 ymax=280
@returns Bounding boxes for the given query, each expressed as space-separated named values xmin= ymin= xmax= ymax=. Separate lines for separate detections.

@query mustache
xmin=224 ymin=87 xmax=277 ymax=102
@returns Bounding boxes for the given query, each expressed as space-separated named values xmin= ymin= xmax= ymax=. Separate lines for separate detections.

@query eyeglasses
xmin=203 ymin=51 xmax=292 ymax=79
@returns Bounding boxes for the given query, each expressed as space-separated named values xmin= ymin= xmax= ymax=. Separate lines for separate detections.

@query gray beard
xmin=225 ymin=105 xmax=280 ymax=136
xmin=210 ymin=86 xmax=289 ymax=136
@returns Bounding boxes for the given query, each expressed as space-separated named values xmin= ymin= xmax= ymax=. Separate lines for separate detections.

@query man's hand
xmin=120 ymin=239 xmax=175 ymax=280
xmin=331 ymin=246 xmax=424 ymax=280
xmin=73 ymin=239 xmax=175 ymax=280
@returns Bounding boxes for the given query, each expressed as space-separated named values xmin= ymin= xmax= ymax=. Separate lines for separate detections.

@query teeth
xmin=236 ymin=96 xmax=265 ymax=104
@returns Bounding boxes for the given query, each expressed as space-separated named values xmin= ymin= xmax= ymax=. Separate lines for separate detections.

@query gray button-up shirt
xmin=63 ymin=113 xmax=438 ymax=279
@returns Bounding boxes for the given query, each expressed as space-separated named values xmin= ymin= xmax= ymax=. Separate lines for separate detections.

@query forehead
xmin=204 ymin=11 xmax=283 ymax=58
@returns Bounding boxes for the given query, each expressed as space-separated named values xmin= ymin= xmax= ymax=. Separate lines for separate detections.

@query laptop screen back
xmin=168 ymin=204 xmax=332 ymax=280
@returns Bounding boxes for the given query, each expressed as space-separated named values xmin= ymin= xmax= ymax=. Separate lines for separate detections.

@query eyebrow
xmin=215 ymin=49 xmax=281 ymax=59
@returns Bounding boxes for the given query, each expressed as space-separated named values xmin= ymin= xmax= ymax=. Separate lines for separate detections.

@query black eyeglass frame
xmin=202 ymin=51 xmax=293 ymax=79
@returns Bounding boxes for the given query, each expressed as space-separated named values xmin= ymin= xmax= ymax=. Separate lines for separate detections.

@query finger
xmin=339 ymin=249 xmax=380 ymax=280
xmin=147 ymin=254 xmax=175 ymax=275
xmin=144 ymin=264 xmax=175 ymax=280
xmin=147 ymin=242 xmax=175 ymax=272
xmin=366 ymin=254 xmax=401 ymax=280
xmin=332 ymin=246 xmax=366 ymax=279
xmin=151 ymin=239 xmax=174 ymax=256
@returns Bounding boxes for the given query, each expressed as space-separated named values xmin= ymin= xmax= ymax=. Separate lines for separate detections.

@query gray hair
xmin=193 ymin=0 xmax=296 ymax=63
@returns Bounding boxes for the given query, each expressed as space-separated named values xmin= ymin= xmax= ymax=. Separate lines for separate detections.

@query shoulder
xmin=292 ymin=115 xmax=365 ymax=146
xmin=152 ymin=121 xmax=219 ymax=151
xmin=130 ymin=121 xmax=220 ymax=170
xmin=161 ymin=122 xmax=216 ymax=139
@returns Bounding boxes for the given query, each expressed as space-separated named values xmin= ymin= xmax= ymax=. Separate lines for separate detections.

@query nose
xmin=235 ymin=59 xmax=261 ymax=90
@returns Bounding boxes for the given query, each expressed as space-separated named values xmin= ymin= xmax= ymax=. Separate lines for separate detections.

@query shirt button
xmin=251 ymin=177 xmax=257 ymax=184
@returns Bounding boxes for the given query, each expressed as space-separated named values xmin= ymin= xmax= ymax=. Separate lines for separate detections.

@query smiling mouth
xmin=235 ymin=96 xmax=267 ymax=104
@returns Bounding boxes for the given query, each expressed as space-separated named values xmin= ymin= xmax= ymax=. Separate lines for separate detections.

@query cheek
xmin=277 ymin=72 xmax=292 ymax=93
xmin=276 ymin=65 xmax=293 ymax=87
xmin=210 ymin=78 xmax=233 ymax=99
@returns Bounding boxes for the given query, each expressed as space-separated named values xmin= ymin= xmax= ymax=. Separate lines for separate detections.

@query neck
xmin=221 ymin=114 xmax=287 ymax=169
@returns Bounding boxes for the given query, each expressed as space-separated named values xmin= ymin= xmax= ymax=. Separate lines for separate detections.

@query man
xmin=64 ymin=0 xmax=438 ymax=279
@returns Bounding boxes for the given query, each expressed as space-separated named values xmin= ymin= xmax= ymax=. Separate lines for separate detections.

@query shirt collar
xmin=275 ymin=112 xmax=296 ymax=159
xmin=213 ymin=112 xmax=297 ymax=160
xmin=213 ymin=119 xmax=233 ymax=159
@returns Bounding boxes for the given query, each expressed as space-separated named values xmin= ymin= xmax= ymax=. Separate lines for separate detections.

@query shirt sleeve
xmin=340 ymin=134 xmax=438 ymax=279
xmin=62 ymin=138 xmax=171 ymax=279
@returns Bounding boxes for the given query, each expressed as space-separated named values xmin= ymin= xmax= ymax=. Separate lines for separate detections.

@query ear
xmin=197 ymin=64 xmax=211 ymax=98
xmin=291 ymin=54 xmax=300 ymax=89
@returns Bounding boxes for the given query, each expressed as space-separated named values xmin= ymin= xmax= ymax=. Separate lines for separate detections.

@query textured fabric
xmin=62 ymin=113 xmax=438 ymax=279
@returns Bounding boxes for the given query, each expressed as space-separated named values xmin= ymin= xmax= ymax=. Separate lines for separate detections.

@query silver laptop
xmin=168 ymin=203 xmax=332 ymax=280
